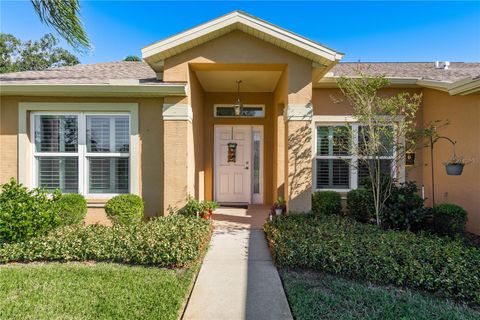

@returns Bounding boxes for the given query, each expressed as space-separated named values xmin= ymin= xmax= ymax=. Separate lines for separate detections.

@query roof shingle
xmin=1 ymin=61 xmax=479 ymax=85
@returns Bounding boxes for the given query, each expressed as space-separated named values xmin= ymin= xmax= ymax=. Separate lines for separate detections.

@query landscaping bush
xmin=312 ymin=191 xmax=342 ymax=216
xmin=264 ymin=214 xmax=480 ymax=305
xmin=0 ymin=179 xmax=60 ymax=244
xmin=433 ymin=203 xmax=468 ymax=237
xmin=56 ymin=193 xmax=87 ymax=226
xmin=381 ymin=181 xmax=427 ymax=231
xmin=346 ymin=189 xmax=374 ymax=222
xmin=179 ymin=196 xmax=218 ymax=219
xmin=105 ymin=194 xmax=144 ymax=225
xmin=0 ymin=215 xmax=212 ymax=268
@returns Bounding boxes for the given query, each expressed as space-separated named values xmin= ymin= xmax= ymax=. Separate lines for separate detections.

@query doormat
xmin=220 ymin=205 xmax=248 ymax=209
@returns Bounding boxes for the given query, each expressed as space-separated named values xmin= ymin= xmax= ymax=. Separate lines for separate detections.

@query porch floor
xmin=182 ymin=205 xmax=292 ymax=320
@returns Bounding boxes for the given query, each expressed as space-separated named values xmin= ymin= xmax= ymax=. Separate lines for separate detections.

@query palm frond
xmin=30 ymin=0 xmax=90 ymax=52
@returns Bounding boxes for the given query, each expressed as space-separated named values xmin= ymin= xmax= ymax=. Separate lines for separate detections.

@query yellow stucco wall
xmin=422 ymin=89 xmax=480 ymax=234
xmin=312 ymin=88 xmax=425 ymax=185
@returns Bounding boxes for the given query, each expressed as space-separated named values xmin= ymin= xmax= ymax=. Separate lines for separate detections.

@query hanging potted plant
xmin=271 ymin=196 xmax=286 ymax=216
xmin=444 ymin=157 xmax=470 ymax=176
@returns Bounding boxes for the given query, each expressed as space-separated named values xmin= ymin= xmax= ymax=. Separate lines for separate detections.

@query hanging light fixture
xmin=233 ymin=80 xmax=243 ymax=116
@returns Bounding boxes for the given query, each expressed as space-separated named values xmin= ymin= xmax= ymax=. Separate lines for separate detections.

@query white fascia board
xmin=416 ymin=79 xmax=450 ymax=92
xmin=0 ymin=83 xmax=186 ymax=97
xmin=141 ymin=11 xmax=343 ymax=63
xmin=448 ymin=78 xmax=480 ymax=95
xmin=316 ymin=76 xmax=480 ymax=95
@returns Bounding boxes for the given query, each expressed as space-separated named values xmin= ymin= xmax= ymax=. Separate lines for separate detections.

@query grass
xmin=280 ymin=269 xmax=480 ymax=320
xmin=0 ymin=262 xmax=198 ymax=320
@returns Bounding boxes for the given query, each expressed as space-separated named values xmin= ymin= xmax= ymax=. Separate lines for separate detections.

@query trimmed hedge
xmin=56 ymin=193 xmax=87 ymax=226
xmin=0 ymin=179 xmax=60 ymax=244
xmin=0 ymin=215 xmax=212 ymax=268
xmin=105 ymin=194 xmax=144 ymax=226
xmin=264 ymin=214 xmax=480 ymax=305
xmin=312 ymin=191 xmax=342 ymax=216
xmin=346 ymin=189 xmax=374 ymax=222
xmin=434 ymin=204 xmax=468 ymax=236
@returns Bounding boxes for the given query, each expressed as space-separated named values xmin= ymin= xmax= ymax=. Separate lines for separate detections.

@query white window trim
xmin=312 ymin=116 xmax=404 ymax=192
xmin=19 ymin=103 xmax=139 ymax=198
xmin=214 ymin=104 xmax=265 ymax=118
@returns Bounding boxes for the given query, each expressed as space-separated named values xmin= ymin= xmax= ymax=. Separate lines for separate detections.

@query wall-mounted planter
xmin=445 ymin=163 xmax=464 ymax=176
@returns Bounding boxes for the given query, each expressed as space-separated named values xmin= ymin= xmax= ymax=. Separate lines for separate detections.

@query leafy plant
xmin=346 ymin=188 xmax=374 ymax=222
xmin=312 ymin=191 xmax=342 ymax=216
xmin=0 ymin=215 xmax=212 ymax=268
xmin=444 ymin=156 xmax=471 ymax=165
xmin=179 ymin=196 xmax=218 ymax=220
xmin=30 ymin=0 xmax=90 ymax=51
xmin=433 ymin=203 xmax=468 ymax=237
xmin=271 ymin=196 xmax=286 ymax=215
xmin=105 ymin=194 xmax=144 ymax=226
xmin=0 ymin=179 xmax=60 ymax=243
xmin=264 ymin=214 xmax=480 ymax=305
xmin=381 ymin=181 xmax=427 ymax=231
xmin=56 ymin=193 xmax=87 ymax=226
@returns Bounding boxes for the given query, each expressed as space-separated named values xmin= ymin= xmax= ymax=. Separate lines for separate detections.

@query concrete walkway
xmin=182 ymin=205 xmax=293 ymax=320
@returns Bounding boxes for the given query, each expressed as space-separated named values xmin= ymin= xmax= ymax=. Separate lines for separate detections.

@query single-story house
xmin=1 ymin=11 xmax=479 ymax=233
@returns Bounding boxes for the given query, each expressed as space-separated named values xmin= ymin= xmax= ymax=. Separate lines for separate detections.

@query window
xmin=315 ymin=123 xmax=397 ymax=191
xmin=214 ymin=105 xmax=264 ymax=117
xmin=33 ymin=113 xmax=130 ymax=195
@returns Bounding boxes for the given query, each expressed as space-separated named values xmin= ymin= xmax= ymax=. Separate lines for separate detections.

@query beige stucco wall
xmin=0 ymin=97 xmax=18 ymax=184
xmin=272 ymin=70 xmax=288 ymax=201
xmin=422 ymin=89 xmax=480 ymax=234
xmin=190 ymin=69 xmax=206 ymax=201
xmin=0 ymin=96 xmax=165 ymax=222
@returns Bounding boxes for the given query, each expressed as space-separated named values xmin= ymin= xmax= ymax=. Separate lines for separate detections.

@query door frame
xmin=213 ymin=125 xmax=264 ymax=205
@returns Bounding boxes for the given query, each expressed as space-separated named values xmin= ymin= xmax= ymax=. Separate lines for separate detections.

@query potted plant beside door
xmin=272 ymin=196 xmax=286 ymax=216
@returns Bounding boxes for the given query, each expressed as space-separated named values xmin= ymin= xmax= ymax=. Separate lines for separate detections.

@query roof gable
xmin=141 ymin=10 xmax=344 ymax=72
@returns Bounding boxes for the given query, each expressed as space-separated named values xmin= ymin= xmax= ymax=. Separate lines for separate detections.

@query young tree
xmin=336 ymin=70 xmax=422 ymax=226
xmin=0 ymin=33 xmax=79 ymax=73
xmin=30 ymin=0 xmax=90 ymax=51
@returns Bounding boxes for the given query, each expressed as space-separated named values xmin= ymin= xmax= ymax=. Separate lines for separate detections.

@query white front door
xmin=214 ymin=126 xmax=252 ymax=203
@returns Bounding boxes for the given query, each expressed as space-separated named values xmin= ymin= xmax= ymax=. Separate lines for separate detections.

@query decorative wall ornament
xmin=227 ymin=142 xmax=237 ymax=163
xmin=405 ymin=152 xmax=415 ymax=166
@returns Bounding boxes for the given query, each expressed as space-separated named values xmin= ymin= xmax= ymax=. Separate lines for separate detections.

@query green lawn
xmin=280 ymin=269 xmax=480 ymax=320
xmin=0 ymin=262 xmax=197 ymax=320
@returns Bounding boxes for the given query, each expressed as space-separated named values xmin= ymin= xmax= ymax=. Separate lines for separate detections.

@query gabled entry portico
xmin=141 ymin=10 xmax=343 ymax=212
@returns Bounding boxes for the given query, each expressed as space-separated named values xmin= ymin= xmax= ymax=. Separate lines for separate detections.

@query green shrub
xmin=105 ymin=194 xmax=144 ymax=226
xmin=56 ymin=193 xmax=87 ymax=226
xmin=346 ymin=189 xmax=374 ymax=222
xmin=0 ymin=179 xmax=60 ymax=244
xmin=0 ymin=215 xmax=212 ymax=268
xmin=179 ymin=196 xmax=218 ymax=219
xmin=433 ymin=204 xmax=468 ymax=236
xmin=312 ymin=191 xmax=342 ymax=215
xmin=264 ymin=214 xmax=480 ymax=305
xmin=381 ymin=181 xmax=427 ymax=231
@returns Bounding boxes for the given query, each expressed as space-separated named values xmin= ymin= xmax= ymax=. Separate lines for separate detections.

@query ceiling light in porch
xmin=234 ymin=80 xmax=243 ymax=116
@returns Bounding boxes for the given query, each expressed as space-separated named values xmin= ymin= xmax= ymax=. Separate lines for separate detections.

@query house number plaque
xmin=227 ymin=142 xmax=237 ymax=163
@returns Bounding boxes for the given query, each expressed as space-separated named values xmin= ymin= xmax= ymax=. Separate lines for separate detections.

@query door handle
xmin=245 ymin=166 xmax=249 ymax=170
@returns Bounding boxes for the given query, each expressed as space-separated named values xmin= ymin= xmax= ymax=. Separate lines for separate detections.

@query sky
xmin=1 ymin=1 xmax=479 ymax=64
